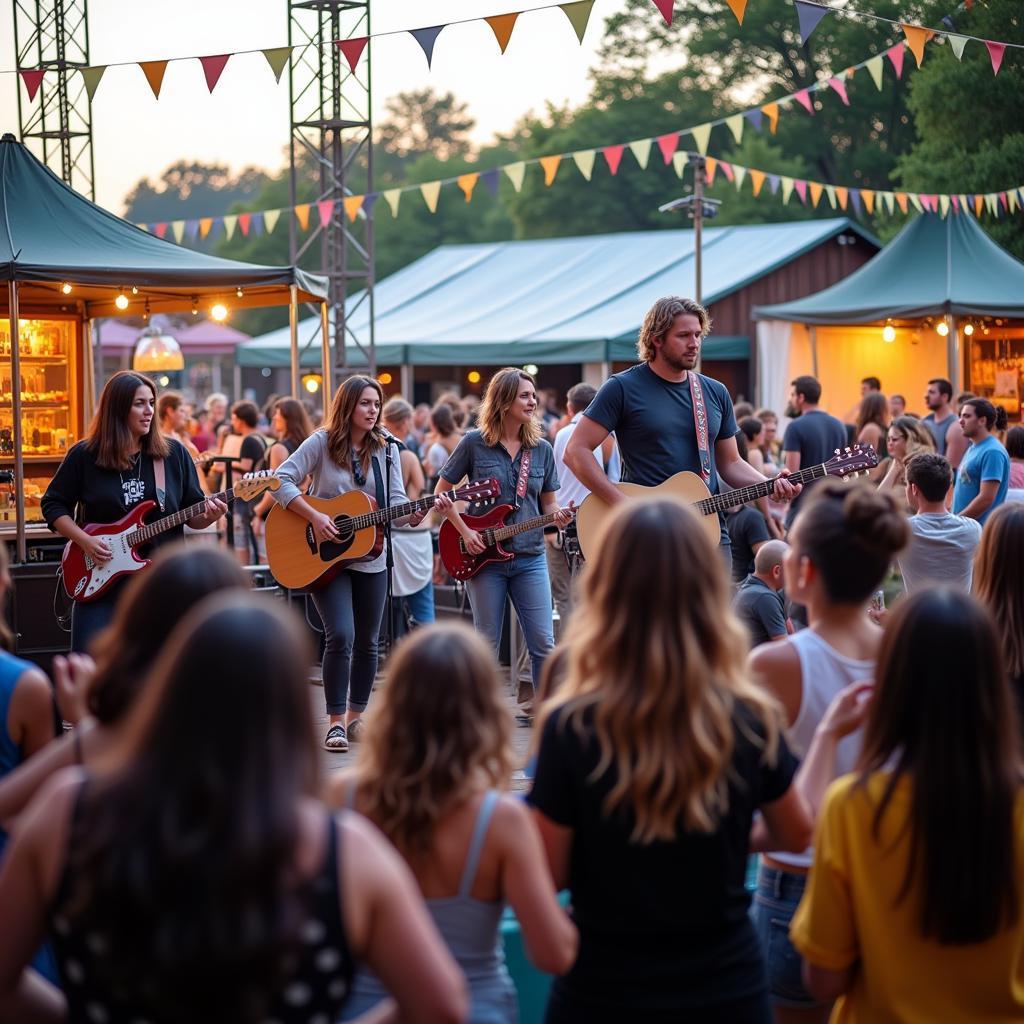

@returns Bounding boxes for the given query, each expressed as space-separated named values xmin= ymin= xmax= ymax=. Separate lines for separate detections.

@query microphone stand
xmin=382 ymin=437 xmax=397 ymax=659
xmin=200 ymin=455 xmax=237 ymax=550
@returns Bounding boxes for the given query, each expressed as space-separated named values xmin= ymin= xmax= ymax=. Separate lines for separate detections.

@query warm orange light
xmin=467 ymin=370 xmax=481 ymax=384
xmin=378 ymin=372 xmax=393 ymax=385
xmin=882 ymin=324 xmax=896 ymax=343
xmin=114 ymin=291 xmax=129 ymax=311
xmin=211 ymin=303 xmax=229 ymax=322
xmin=61 ymin=282 xmax=72 ymax=295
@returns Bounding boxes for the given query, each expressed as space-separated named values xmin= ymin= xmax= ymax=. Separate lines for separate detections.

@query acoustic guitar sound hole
xmin=318 ymin=518 xmax=356 ymax=562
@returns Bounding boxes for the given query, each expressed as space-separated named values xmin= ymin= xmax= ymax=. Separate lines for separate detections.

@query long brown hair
xmin=87 ymin=370 xmax=170 ymax=470
xmin=636 ymin=296 xmax=711 ymax=363
xmin=857 ymin=588 xmax=1020 ymax=944
xmin=477 ymin=368 xmax=542 ymax=448
xmin=67 ymin=593 xmax=318 ymax=1021
xmin=87 ymin=545 xmax=248 ymax=723
xmin=855 ymin=391 xmax=889 ymax=434
xmin=974 ymin=503 xmax=1024 ymax=682
xmin=323 ymin=375 xmax=385 ymax=474
xmin=353 ymin=622 xmax=513 ymax=857
xmin=273 ymin=397 xmax=313 ymax=450
xmin=537 ymin=498 xmax=783 ymax=843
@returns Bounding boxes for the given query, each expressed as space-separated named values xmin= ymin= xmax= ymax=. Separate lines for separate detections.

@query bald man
xmin=732 ymin=540 xmax=791 ymax=647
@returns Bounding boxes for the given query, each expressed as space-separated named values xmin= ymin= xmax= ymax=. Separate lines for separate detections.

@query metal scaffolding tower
xmin=288 ymin=0 xmax=376 ymax=377
xmin=12 ymin=0 xmax=95 ymax=200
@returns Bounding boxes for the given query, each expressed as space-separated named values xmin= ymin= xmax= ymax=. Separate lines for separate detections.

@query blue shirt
xmin=953 ymin=435 xmax=1010 ymax=524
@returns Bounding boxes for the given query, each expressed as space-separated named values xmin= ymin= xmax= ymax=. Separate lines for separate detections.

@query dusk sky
xmin=0 ymin=0 xmax=615 ymax=214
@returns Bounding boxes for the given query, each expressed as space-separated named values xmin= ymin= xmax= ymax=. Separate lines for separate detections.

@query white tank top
xmin=769 ymin=628 xmax=875 ymax=869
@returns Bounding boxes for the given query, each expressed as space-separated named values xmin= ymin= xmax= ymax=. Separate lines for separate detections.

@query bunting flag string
xmin=10 ymin=0 xmax=1018 ymax=105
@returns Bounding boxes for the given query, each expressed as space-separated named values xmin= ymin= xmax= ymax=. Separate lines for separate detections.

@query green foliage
xmin=895 ymin=1 xmax=1024 ymax=258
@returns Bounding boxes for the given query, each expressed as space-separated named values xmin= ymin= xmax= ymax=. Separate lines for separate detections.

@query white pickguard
xmin=79 ymin=523 xmax=145 ymax=598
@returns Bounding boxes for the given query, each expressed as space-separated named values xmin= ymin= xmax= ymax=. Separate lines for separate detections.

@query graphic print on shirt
xmin=121 ymin=474 xmax=145 ymax=508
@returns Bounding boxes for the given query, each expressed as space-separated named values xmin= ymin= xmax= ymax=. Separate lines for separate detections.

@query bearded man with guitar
xmin=566 ymin=297 xmax=800 ymax=557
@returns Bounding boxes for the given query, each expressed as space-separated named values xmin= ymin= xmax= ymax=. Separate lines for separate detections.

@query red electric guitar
xmin=439 ymin=505 xmax=576 ymax=582
xmin=61 ymin=471 xmax=279 ymax=602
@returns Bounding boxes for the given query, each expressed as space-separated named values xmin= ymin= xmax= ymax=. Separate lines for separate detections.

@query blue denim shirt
xmin=440 ymin=430 xmax=559 ymax=555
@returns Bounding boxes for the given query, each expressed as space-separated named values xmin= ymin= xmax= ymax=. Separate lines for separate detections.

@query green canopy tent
xmin=1 ymin=133 xmax=328 ymax=559
xmin=752 ymin=214 xmax=1024 ymax=417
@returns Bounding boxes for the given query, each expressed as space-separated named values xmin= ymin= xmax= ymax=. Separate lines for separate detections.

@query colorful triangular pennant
xmin=793 ymin=89 xmax=814 ymax=114
xmin=794 ymin=0 xmax=830 ymax=42
xmin=382 ymin=189 xmax=402 ymax=217
xmin=886 ymin=43 xmax=904 ymax=79
xmin=749 ymin=168 xmax=766 ymax=196
xmin=672 ymin=151 xmax=688 ymax=178
xmin=835 ymin=186 xmax=848 ymax=210
xmin=725 ymin=0 xmax=747 ymax=25
xmin=901 ymin=25 xmax=928 ymax=68
xmin=985 ymin=41 xmax=1006 ymax=75
xmin=344 ymin=195 xmax=365 ymax=221
xmin=505 ymin=162 xmax=526 ymax=192
xmin=420 ymin=180 xmax=442 ymax=212
xmin=602 ymin=145 xmax=624 ymax=175
xmin=733 ymin=165 xmax=747 ymax=191
xmin=725 ymin=114 xmax=744 ymax=144
xmin=628 ymin=138 xmax=652 ymax=169
xmin=338 ymin=37 xmax=369 ymax=73
xmin=761 ymin=102 xmax=779 ymax=134
xmin=828 ymin=77 xmax=850 ymax=105
xmin=410 ymin=26 xmax=445 ymax=68
xmin=485 ymin=13 xmax=520 ymax=53
xmin=652 ymin=0 xmax=674 ymax=25
xmin=656 ymin=132 xmax=679 ymax=164
xmin=222 ymin=213 xmax=237 ymax=240
xmin=691 ymin=123 xmax=712 ymax=156
xmin=947 ymin=34 xmax=968 ymax=60
xmin=809 ymin=181 xmax=824 ymax=207
xmin=199 ymin=54 xmax=230 ymax=93
xmin=866 ymin=54 xmax=884 ymax=90
xmin=745 ymin=109 xmax=764 ymax=133
xmin=540 ymin=155 xmax=562 ymax=185
xmin=572 ymin=150 xmax=597 ymax=180
xmin=862 ymin=189 xmax=875 ymax=214
xmin=560 ymin=0 xmax=596 ymax=44
xmin=457 ymin=172 xmax=480 ymax=200
xmin=172 ymin=220 xmax=186 ymax=244
xmin=199 ymin=217 xmax=213 ymax=239
xmin=19 ymin=69 xmax=45 ymax=102
xmin=264 ymin=209 xmax=281 ymax=234
xmin=294 ymin=204 xmax=311 ymax=231
xmin=939 ymin=194 xmax=951 ymax=218
xmin=238 ymin=213 xmax=251 ymax=235
xmin=481 ymin=169 xmax=500 ymax=197
xmin=794 ymin=180 xmax=808 ymax=203
xmin=81 ymin=65 xmax=106 ymax=101
xmin=824 ymin=184 xmax=837 ymax=209
xmin=262 ymin=47 xmax=291 ymax=83
xmin=317 ymin=199 xmax=334 ymax=227
xmin=781 ymin=177 xmax=795 ymax=204
xmin=139 ymin=60 xmax=168 ymax=99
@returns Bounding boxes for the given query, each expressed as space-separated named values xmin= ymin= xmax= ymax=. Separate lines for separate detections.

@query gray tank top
xmin=341 ymin=789 xmax=517 ymax=1023
xmin=924 ymin=413 xmax=956 ymax=456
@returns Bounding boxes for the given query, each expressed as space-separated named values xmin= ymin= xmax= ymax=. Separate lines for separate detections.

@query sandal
xmin=324 ymin=724 xmax=348 ymax=752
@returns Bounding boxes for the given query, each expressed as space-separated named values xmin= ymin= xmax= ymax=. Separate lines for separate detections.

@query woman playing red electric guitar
xmin=435 ymin=368 xmax=573 ymax=703
xmin=41 ymin=371 xmax=227 ymax=653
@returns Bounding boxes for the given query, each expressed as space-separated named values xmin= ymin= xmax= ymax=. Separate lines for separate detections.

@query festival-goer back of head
xmin=748 ymin=480 xmax=908 ymax=1018
xmin=855 ymin=391 xmax=889 ymax=455
xmin=529 ymin=498 xmax=811 ymax=1022
xmin=974 ymin=502 xmax=1024 ymax=720
xmin=0 ymin=596 xmax=469 ymax=1023
xmin=335 ymin=622 xmax=576 ymax=1021
xmin=791 ymin=588 xmax=1024 ymax=1020
xmin=0 ymin=545 xmax=246 ymax=828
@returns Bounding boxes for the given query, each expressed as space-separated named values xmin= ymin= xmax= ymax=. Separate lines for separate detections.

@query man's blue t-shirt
xmin=781 ymin=410 xmax=848 ymax=524
xmin=584 ymin=364 xmax=739 ymax=545
xmin=953 ymin=435 xmax=1010 ymax=524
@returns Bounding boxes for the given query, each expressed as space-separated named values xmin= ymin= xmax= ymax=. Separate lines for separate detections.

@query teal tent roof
xmin=239 ymin=218 xmax=876 ymax=367
xmin=0 ymin=133 xmax=327 ymax=316
xmin=754 ymin=213 xmax=1024 ymax=325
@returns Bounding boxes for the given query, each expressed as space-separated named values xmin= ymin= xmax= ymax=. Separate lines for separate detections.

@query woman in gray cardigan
xmin=273 ymin=376 xmax=429 ymax=751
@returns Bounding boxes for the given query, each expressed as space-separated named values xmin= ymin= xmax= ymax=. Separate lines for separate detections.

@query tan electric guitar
xmin=575 ymin=445 xmax=879 ymax=558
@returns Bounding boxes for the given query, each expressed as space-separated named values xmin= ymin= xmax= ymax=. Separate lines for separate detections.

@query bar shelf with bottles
xmin=966 ymin=324 xmax=1023 ymax=422
xmin=0 ymin=316 xmax=80 ymax=524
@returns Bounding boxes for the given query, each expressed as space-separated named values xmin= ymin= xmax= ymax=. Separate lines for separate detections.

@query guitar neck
xmin=488 ymin=510 xmax=565 ymax=544
xmin=694 ymin=463 xmax=828 ymax=516
xmin=340 ymin=487 xmax=457 ymax=533
xmin=130 ymin=487 xmax=234 ymax=546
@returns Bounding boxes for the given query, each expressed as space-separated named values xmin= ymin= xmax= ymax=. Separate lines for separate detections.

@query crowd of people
xmin=1 ymin=294 xmax=1024 ymax=1022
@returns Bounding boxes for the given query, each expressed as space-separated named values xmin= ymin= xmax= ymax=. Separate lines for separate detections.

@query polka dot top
xmin=49 ymin=791 xmax=354 ymax=1024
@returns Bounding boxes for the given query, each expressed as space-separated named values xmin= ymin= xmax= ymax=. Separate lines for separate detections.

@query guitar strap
xmin=370 ymin=454 xmax=385 ymax=510
xmin=687 ymin=371 xmax=712 ymax=486
xmin=153 ymin=458 xmax=166 ymax=512
xmin=514 ymin=447 xmax=532 ymax=509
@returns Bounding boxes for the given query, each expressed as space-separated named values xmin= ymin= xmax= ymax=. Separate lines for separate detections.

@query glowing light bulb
xmin=302 ymin=374 xmax=321 ymax=394
xmin=963 ymin=323 xmax=975 ymax=336
xmin=131 ymin=285 xmax=139 ymax=295
xmin=882 ymin=324 xmax=896 ymax=343
xmin=61 ymin=282 xmax=72 ymax=295
xmin=236 ymin=287 xmax=244 ymax=298
xmin=211 ymin=303 xmax=228 ymax=322
xmin=936 ymin=321 xmax=949 ymax=337
xmin=114 ymin=291 xmax=129 ymax=311
xmin=378 ymin=372 xmax=393 ymax=385
xmin=467 ymin=370 xmax=481 ymax=384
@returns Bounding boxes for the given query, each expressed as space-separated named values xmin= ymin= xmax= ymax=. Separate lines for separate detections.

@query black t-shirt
xmin=726 ymin=506 xmax=770 ymax=583
xmin=781 ymin=410 xmax=847 ymax=522
xmin=585 ymin=364 xmax=739 ymax=545
xmin=733 ymin=575 xmax=788 ymax=647
xmin=42 ymin=438 xmax=206 ymax=552
xmin=528 ymin=700 xmax=796 ymax=1013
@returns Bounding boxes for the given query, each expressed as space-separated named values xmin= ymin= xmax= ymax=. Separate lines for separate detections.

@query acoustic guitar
xmin=265 ymin=478 xmax=500 ymax=590
xmin=439 ymin=505 xmax=576 ymax=582
xmin=61 ymin=471 xmax=280 ymax=602
xmin=575 ymin=445 xmax=879 ymax=558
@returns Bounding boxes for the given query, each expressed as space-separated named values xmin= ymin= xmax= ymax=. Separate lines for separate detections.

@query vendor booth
xmin=754 ymin=213 xmax=1024 ymax=420
xmin=1 ymin=133 xmax=326 ymax=662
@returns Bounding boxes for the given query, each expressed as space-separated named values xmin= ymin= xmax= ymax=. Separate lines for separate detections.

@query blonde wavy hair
xmin=536 ymin=498 xmax=782 ymax=843
xmin=323 ymin=375 xmax=385 ymax=474
xmin=352 ymin=622 xmax=514 ymax=856
xmin=636 ymin=297 xmax=711 ymax=363
xmin=974 ymin=503 xmax=1024 ymax=682
xmin=477 ymin=368 xmax=542 ymax=448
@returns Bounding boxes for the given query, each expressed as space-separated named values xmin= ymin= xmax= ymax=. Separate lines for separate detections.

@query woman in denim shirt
xmin=435 ymin=368 xmax=572 ymax=699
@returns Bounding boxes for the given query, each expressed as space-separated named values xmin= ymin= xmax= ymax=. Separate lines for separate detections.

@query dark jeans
xmin=70 ymin=588 xmax=121 ymax=653
xmin=310 ymin=568 xmax=387 ymax=715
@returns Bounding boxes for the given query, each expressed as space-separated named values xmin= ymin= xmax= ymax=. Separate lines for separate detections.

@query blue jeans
xmin=403 ymin=579 xmax=435 ymax=626
xmin=309 ymin=569 xmax=387 ymax=715
xmin=466 ymin=552 xmax=554 ymax=690
xmin=750 ymin=864 xmax=825 ymax=1009
xmin=71 ymin=587 xmax=121 ymax=653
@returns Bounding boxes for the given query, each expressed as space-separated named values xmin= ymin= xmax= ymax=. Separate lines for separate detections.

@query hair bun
xmin=843 ymin=486 xmax=909 ymax=556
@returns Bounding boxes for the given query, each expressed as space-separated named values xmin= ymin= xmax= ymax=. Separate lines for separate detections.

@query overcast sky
xmin=1 ymin=0 xmax=616 ymax=213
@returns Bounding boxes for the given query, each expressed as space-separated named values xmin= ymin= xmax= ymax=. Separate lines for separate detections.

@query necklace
xmin=120 ymin=451 xmax=145 ymax=508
